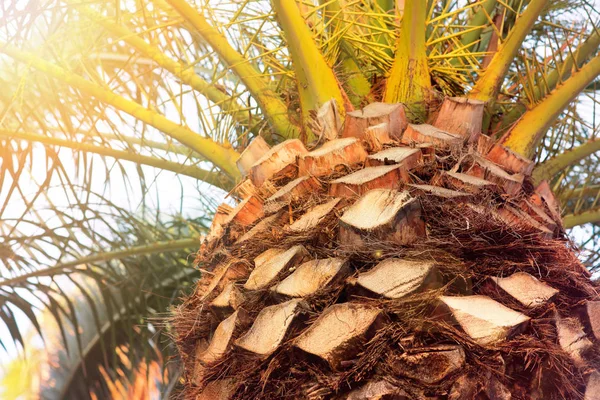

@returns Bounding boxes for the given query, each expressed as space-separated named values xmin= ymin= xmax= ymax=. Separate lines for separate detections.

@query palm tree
xmin=1 ymin=0 xmax=600 ymax=398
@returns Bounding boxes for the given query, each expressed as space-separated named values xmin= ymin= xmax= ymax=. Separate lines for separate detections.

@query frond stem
xmin=503 ymin=53 xmax=600 ymax=158
xmin=564 ymin=208 xmax=600 ymax=228
xmin=0 ymin=42 xmax=241 ymax=178
xmin=532 ymin=139 xmax=600 ymax=183
xmin=0 ymin=238 xmax=199 ymax=288
xmin=0 ymin=130 xmax=234 ymax=191
xmin=165 ymin=0 xmax=300 ymax=139
xmin=272 ymin=0 xmax=348 ymax=140
xmin=469 ymin=0 xmax=548 ymax=102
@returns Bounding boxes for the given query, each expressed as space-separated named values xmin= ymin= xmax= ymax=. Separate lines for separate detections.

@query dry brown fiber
xmin=172 ymin=100 xmax=600 ymax=400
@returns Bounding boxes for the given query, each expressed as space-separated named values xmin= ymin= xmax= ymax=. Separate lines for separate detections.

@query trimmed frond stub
xmin=352 ymin=258 xmax=442 ymax=299
xmin=223 ymin=195 xmax=264 ymax=227
xmin=286 ymin=198 xmax=343 ymax=233
xmin=329 ymin=164 xmax=409 ymax=197
xmin=490 ymin=272 xmax=559 ymax=308
xmin=338 ymin=189 xmax=425 ymax=246
xmin=433 ymin=97 xmax=484 ymax=143
xmin=486 ymin=144 xmax=535 ymax=176
xmin=298 ymin=137 xmax=368 ymax=177
xmin=401 ymin=124 xmax=462 ymax=149
xmin=388 ymin=345 xmax=466 ymax=385
xmin=237 ymin=212 xmax=285 ymax=244
xmin=463 ymin=156 xmax=524 ymax=196
xmin=363 ymin=123 xmax=396 ymax=152
xmin=244 ymin=246 xmax=310 ymax=290
xmin=194 ymin=310 xmax=247 ymax=383
xmin=237 ymin=137 xmax=271 ymax=176
xmin=294 ymin=303 xmax=382 ymax=368
xmin=436 ymin=295 xmax=530 ymax=345
xmin=249 ymin=139 xmax=308 ymax=187
xmin=210 ymin=283 xmax=245 ymax=316
xmin=555 ymin=314 xmax=594 ymax=367
xmin=235 ymin=299 xmax=307 ymax=357
xmin=342 ymin=103 xmax=408 ymax=140
xmin=266 ymin=176 xmax=321 ymax=205
xmin=366 ymin=146 xmax=422 ymax=168
xmin=272 ymin=258 xmax=350 ymax=298
xmin=442 ymin=172 xmax=497 ymax=194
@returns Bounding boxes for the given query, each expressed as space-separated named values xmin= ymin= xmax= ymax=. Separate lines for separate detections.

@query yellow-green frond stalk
xmin=469 ymin=0 xmax=548 ymax=103
xmin=503 ymin=53 xmax=600 ymax=158
xmin=68 ymin=1 xmax=252 ymax=129
xmin=166 ymin=0 xmax=300 ymax=140
xmin=0 ymin=42 xmax=241 ymax=179
xmin=319 ymin=0 xmax=372 ymax=106
xmin=502 ymin=29 xmax=600 ymax=128
xmin=0 ymin=130 xmax=234 ymax=191
xmin=532 ymin=139 xmax=600 ymax=184
xmin=383 ymin=0 xmax=431 ymax=117
xmin=457 ymin=0 xmax=497 ymax=53
xmin=564 ymin=208 xmax=600 ymax=229
xmin=339 ymin=47 xmax=373 ymax=106
xmin=272 ymin=0 xmax=347 ymax=141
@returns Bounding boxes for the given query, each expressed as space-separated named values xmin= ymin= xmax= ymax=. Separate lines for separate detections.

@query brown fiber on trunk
xmin=173 ymin=100 xmax=600 ymax=400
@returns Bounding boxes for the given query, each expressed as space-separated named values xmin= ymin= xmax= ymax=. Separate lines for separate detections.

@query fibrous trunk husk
xmin=173 ymin=99 xmax=600 ymax=400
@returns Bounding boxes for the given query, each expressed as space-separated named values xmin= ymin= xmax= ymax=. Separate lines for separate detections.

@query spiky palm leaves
xmin=1 ymin=0 xmax=600 ymax=397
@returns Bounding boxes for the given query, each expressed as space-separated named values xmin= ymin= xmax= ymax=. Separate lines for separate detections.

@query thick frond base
xmin=173 ymin=101 xmax=598 ymax=400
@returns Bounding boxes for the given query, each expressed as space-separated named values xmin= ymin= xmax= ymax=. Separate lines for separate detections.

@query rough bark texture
xmin=175 ymin=101 xmax=600 ymax=400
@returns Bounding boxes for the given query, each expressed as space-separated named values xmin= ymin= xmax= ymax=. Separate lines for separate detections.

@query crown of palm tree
xmin=0 ymin=0 xmax=599 ymax=397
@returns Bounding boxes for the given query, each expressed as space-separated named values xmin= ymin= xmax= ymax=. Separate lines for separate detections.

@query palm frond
xmin=2 ymin=0 xmax=600 ymax=396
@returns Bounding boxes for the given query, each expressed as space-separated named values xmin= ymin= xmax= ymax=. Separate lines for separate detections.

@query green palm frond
xmin=0 ymin=186 xmax=205 ymax=398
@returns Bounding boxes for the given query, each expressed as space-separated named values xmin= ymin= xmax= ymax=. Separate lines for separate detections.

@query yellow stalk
xmin=165 ymin=0 xmax=299 ymax=139
xmin=91 ymin=132 xmax=203 ymax=159
xmin=502 ymin=30 xmax=600 ymax=127
xmin=0 ymin=42 xmax=241 ymax=179
xmin=563 ymin=208 xmax=600 ymax=229
xmin=448 ymin=0 xmax=497 ymax=66
xmin=66 ymin=1 xmax=252 ymax=128
xmin=503 ymin=54 xmax=600 ymax=158
xmin=560 ymin=185 xmax=600 ymax=202
xmin=383 ymin=0 xmax=431 ymax=112
xmin=0 ymin=238 xmax=199 ymax=287
xmin=459 ymin=0 xmax=497 ymax=49
xmin=320 ymin=0 xmax=372 ymax=106
xmin=271 ymin=0 xmax=347 ymax=141
xmin=469 ymin=0 xmax=547 ymax=102
xmin=0 ymin=129 xmax=233 ymax=191
xmin=532 ymin=139 xmax=600 ymax=184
